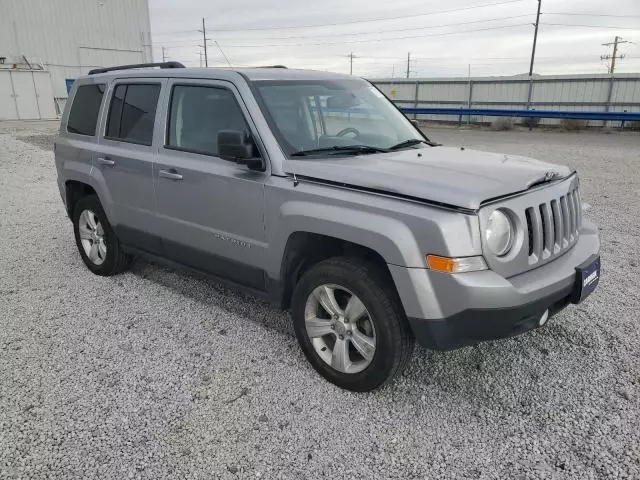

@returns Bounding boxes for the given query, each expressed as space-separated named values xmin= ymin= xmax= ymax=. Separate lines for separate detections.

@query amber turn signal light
xmin=425 ymin=255 xmax=488 ymax=273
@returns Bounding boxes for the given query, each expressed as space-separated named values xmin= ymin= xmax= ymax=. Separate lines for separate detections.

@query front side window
xmin=67 ymin=84 xmax=105 ymax=136
xmin=253 ymin=78 xmax=425 ymax=157
xmin=166 ymin=85 xmax=250 ymax=157
xmin=105 ymin=83 xmax=160 ymax=145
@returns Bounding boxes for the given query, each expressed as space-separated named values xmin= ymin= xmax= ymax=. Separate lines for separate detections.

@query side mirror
xmin=217 ymin=130 xmax=264 ymax=170
xmin=410 ymin=119 xmax=420 ymax=129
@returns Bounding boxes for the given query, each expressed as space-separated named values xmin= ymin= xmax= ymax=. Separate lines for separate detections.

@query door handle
xmin=97 ymin=157 xmax=115 ymax=166
xmin=159 ymin=169 xmax=183 ymax=181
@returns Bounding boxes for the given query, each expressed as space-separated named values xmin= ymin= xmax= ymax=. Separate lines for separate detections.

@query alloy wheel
xmin=78 ymin=209 xmax=107 ymax=266
xmin=304 ymin=284 xmax=376 ymax=374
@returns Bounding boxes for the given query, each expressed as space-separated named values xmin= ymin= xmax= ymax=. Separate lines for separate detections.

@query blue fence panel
xmin=399 ymin=107 xmax=640 ymax=122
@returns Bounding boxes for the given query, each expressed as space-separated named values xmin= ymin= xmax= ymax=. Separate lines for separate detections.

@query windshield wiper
xmin=291 ymin=145 xmax=389 ymax=157
xmin=388 ymin=138 xmax=429 ymax=151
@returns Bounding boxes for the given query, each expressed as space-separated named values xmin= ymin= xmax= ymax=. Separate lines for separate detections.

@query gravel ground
xmin=1 ymin=121 xmax=639 ymax=479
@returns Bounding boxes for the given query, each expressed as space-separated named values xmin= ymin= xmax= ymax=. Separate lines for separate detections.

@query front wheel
xmin=291 ymin=257 xmax=414 ymax=391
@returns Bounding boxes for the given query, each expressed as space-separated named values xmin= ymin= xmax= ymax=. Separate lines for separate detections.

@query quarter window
xmin=167 ymin=85 xmax=249 ymax=157
xmin=106 ymin=83 xmax=160 ymax=145
xmin=66 ymin=84 xmax=105 ymax=136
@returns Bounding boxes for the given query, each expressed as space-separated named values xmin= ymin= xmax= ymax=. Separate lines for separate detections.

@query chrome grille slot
xmin=572 ymin=188 xmax=582 ymax=233
xmin=525 ymin=209 xmax=534 ymax=257
xmin=560 ymin=195 xmax=570 ymax=244
xmin=526 ymin=206 xmax=544 ymax=260
xmin=539 ymin=203 xmax=554 ymax=257
xmin=567 ymin=190 xmax=576 ymax=240
xmin=550 ymin=199 xmax=562 ymax=250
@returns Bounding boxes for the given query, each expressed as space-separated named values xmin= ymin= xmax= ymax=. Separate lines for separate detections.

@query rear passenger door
xmin=95 ymin=79 xmax=165 ymax=253
xmin=56 ymin=82 xmax=106 ymax=199
xmin=153 ymin=79 xmax=268 ymax=291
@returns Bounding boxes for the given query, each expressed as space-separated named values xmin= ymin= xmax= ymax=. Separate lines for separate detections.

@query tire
xmin=72 ymin=195 xmax=130 ymax=276
xmin=291 ymin=257 xmax=414 ymax=391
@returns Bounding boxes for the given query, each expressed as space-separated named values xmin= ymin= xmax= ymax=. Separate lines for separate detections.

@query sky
xmin=148 ymin=0 xmax=640 ymax=78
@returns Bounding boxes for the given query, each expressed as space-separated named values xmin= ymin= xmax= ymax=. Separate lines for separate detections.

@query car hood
xmin=285 ymin=146 xmax=573 ymax=210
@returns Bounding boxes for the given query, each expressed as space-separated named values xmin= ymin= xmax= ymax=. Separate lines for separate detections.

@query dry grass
xmin=561 ymin=119 xmax=588 ymax=131
xmin=491 ymin=117 xmax=515 ymax=131
xmin=521 ymin=116 xmax=540 ymax=129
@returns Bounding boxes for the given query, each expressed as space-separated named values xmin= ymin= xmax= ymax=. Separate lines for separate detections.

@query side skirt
xmin=122 ymin=245 xmax=272 ymax=304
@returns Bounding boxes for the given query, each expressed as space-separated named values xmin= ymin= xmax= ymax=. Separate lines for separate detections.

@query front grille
xmin=524 ymin=185 xmax=581 ymax=264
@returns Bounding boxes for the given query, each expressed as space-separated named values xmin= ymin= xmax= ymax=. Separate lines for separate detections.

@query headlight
xmin=486 ymin=210 xmax=514 ymax=256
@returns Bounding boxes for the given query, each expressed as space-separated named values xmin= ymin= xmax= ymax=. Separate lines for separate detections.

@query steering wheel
xmin=336 ymin=127 xmax=361 ymax=138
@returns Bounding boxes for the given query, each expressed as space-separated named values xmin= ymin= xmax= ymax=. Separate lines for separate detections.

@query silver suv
xmin=55 ymin=62 xmax=601 ymax=391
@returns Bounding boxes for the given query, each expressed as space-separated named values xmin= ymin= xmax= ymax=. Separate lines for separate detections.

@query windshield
xmin=252 ymin=78 xmax=426 ymax=157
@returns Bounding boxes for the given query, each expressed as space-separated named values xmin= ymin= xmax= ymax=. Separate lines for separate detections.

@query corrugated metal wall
xmin=372 ymin=74 xmax=640 ymax=125
xmin=0 ymin=0 xmax=152 ymax=99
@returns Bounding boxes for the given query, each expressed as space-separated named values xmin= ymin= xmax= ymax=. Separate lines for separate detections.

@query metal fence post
xmin=467 ymin=79 xmax=473 ymax=124
xmin=413 ymin=81 xmax=419 ymax=120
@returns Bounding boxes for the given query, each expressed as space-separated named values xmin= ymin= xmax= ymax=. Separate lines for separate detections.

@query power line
xmin=543 ymin=12 xmax=640 ymax=19
xmin=151 ymin=22 xmax=533 ymax=49
xmin=193 ymin=14 xmax=536 ymax=42
xmin=215 ymin=41 xmax=233 ymax=67
xmin=543 ymin=23 xmax=640 ymax=30
xmin=218 ymin=23 xmax=532 ymax=48
xmin=149 ymin=15 xmax=535 ymax=47
xmin=153 ymin=0 xmax=527 ymax=36
xmin=201 ymin=0 xmax=528 ymax=32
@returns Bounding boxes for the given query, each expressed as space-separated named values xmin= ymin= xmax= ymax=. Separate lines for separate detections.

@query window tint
xmin=67 ymin=84 xmax=105 ymax=136
xmin=167 ymin=85 xmax=249 ymax=156
xmin=106 ymin=84 xmax=160 ymax=145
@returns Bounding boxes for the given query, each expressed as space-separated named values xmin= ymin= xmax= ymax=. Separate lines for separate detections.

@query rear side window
xmin=105 ymin=83 xmax=160 ymax=145
xmin=67 ymin=84 xmax=105 ymax=136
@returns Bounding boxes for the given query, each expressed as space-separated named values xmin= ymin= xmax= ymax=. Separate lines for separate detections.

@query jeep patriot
xmin=54 ymin=62 xmax=601 ymax=391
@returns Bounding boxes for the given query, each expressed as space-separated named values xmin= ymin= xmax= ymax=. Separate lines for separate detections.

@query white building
xmin=1 ymin=0 xmax=152 ymax=120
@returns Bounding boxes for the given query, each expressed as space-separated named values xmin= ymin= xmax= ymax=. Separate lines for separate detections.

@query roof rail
xmin=88 ymin=61 xmax=185 ymax=75
xmin=256 ymin=65 xmax=287 ymax=69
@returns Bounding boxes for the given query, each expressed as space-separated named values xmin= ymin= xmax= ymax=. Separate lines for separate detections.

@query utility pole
xmin=161 ymin=46 xmax=167 ymax=63
xmin=198 ymin=18 xmax=209 ymax=67
xmin=199 ymin=50 xmax=203 ymax=68
xmin=601 ymin=36 xmax=629 ymax=74
xmin=526 ymin=0 xmax=542 ymax=109
xmin=528 ymin=0 xmax=542 ymax=76
xmin=345 ymin=52 xmax=357 ymax=75
xmin=406 ymin=52 xmax=411 ymax=79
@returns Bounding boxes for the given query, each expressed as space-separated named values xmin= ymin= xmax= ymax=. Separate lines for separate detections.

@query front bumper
xmin=389 ymin=219 xmax=600 ymax=350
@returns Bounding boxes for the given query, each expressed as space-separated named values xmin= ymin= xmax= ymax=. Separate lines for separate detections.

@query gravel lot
xmin=1 ymin=121 xmax=639 ymax=479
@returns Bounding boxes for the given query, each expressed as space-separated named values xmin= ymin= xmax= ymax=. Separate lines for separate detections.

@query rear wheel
xmin=291 ymin=257 xmax=414 ymax=391
xmin=72 ymin=195 xmax=130 ymax=276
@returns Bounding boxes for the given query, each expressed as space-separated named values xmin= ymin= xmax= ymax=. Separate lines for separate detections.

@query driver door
xmin=153 ymin=79 xmax=268 ymax=291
